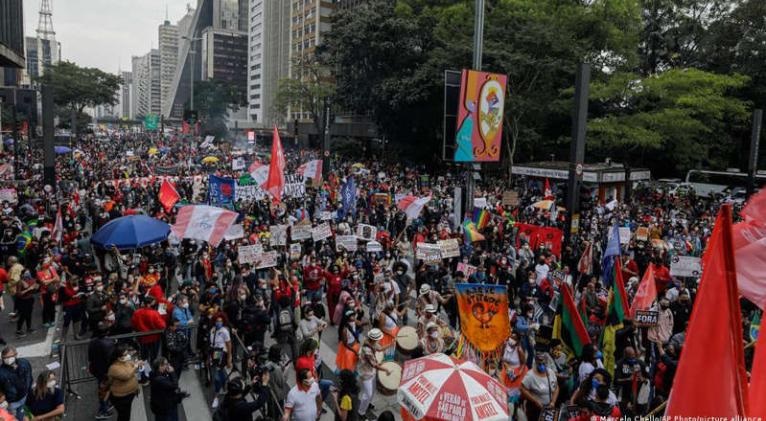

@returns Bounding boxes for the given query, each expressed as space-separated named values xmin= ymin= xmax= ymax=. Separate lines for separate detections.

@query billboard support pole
xmin=748 ymin=109 xmax=762 ymax=198
xmin=565 ymin=63 xmax=590 ymax=247
xmin=465 ymin=0 xmax=485 ymax=217
xmin=42 ymin=85 xmax=56 ymax=190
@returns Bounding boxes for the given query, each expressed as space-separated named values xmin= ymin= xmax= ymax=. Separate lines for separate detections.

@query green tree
xmin=274 ymin=57 xmax=335 ymax=140
xmin=36 ymin=61 xmax=122 ymax=132
xmin=192 ymin=79 xmax=244 ymax=138
xmin=585 ymin=68 xmax=750 ymax=173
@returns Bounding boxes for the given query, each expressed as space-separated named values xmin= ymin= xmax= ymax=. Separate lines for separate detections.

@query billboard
xmin=453 ymin=69 xmax=507 ymax=162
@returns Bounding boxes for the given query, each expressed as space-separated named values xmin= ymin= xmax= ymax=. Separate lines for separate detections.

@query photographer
xmin=219 ymin=374 xmax=270 ymax=421
xmin=149 ymin=357 xmax=189 ymax=421
xmin=263 ymin=345 xmax=290 ymax=419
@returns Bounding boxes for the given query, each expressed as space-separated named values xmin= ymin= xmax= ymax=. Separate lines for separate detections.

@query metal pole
xmin=11 ymin=94 xmax=20 ymax=181
xmin=465 ymin=0 xmax=485 ymax=217
xmin=190 ymin=47 xmax=195 ymax=111
xmin=748 ymin=109 xmax=762 ymax=198
xmin=322 ymin=102 xmax=331 ymax=175
xmin=42 ymin=85 xmax=56 ymax=189
xmin=565 ymin=63 xmax=591 ymax=247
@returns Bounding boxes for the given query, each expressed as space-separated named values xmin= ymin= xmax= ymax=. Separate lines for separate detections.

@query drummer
xmin=416 ymin=284 xmax=450 ymax=317
xmin=420 ymin=322 xmax=444 ymax=356
xmin=416 ymin=304 xmax=448 ymax=337
xmin=358 ymin=328 xmax=390 ymax=420
xmin=376 ymin=302 xmax=404 ymax=360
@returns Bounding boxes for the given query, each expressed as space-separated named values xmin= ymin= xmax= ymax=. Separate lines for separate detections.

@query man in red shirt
xmin=302 ymin=258 xmax=326 ymax=302
xmin=294 ymin=339 xmax=333 ymax=402
xmin=131 ymin=297 xmax=166 ymax=382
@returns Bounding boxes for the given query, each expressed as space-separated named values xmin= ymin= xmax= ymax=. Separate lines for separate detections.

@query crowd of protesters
xmin=0 ymin=127 xmax=753 ymax=421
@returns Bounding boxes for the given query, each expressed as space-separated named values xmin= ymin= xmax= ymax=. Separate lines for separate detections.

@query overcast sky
xmin=23 ymin=0 xmax=195 ymax=74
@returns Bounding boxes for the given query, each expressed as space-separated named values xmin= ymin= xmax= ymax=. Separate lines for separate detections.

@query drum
xmin=376 ymin=361 xmax=402 ymax=396
xmin=396 ymin=326 xmax=419 ymax=355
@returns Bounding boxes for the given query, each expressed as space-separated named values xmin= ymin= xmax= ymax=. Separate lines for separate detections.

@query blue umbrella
xmin=91 ymin=215 xmax=170 ymax=250
xmin=55 ymin=146 xmax=72 ymax=154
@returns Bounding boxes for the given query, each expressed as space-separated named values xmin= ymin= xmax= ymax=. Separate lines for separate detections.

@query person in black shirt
xmin=88 ymin=323 xmax=116 ymax=419
xmin=614 ymin=346 xmax=647 ymax=416
xmin=220 ymin=374 xmax=269 ymax=421
xmin=149 ymin=357 xmax=189 ymax=421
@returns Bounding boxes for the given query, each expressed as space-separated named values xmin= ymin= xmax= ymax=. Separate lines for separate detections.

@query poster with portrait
xmin=453 ymin=70 xmax=508 ymax=162
xmin=355 ymin=224 xmax=377 ymax=241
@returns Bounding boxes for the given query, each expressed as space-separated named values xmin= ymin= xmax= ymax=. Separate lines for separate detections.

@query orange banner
xmin=456 ymin=283 xmax=510 ymax=352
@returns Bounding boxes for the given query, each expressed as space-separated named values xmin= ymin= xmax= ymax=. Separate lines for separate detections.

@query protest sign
xmin=0 ymin=188 xmax=18 ymax=204
xmin=355 ymin=224 xmax=377 ymax=241
xmin=636 ymin=226 xmax=649 ymax=241
xmin=289 ymin=243 xmax=302 ymax=260
xmin=238 ymin=244 xmax=264 ymax=265
xmin=319 ymin=211 xmax=335 ymax=221
xmin=224 ymin=224 xmax=244 ymax=241
xmin=255 ymin=250 xmax=278 ymax=269
xmin=312 ymin=222 xmax=332 ymax=242
xmin=670 ymin=255 xmax=702 ymax=278
xmin=232 ymin=157 xmax=246 ymax=171
xmin=473 ymin=197 xmax=487 ymax=208
xmin=336 ymin=235 xmax=358 ymax=252
xmin=437 ymin=238 xmax=460 ymax=258
xmin=291 ymin=223 xmax=313 ymax=241
xmin=455 ymin=283 xmax=510 ymax=352
xmin=501 ymin=191 xmax=519 ymax=207
xmin=457 ymin=262 xmax=478 ymax=278
xmin=416 ymin=243 xmax=442 ymax=262
xmin=366 ymin=241 xmax=382 ymax=253
xmin=634 ymin=310 xmax=659 ymax=327
xmin=619 ymin=227 xmax=631 ymax=244
xmin=270 ymin=225 xmax=288 ymax=246
xmin=283 ymin=174 xmax=306 ymax=198
xmin=235 ymin=183 xmax=267 ymax=202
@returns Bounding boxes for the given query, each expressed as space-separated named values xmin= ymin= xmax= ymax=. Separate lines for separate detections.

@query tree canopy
xmin=36 ymin=61 xmax=122 ymax=114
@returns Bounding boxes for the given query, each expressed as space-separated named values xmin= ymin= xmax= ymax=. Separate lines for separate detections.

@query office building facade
xmin=159 ymin=21 xmax=179 ymax=116
xmin=248 ymin=0 xmax=290 ymax=126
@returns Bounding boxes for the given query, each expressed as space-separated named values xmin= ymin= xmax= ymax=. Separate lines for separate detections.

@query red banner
xmin=515 ymin=223 xmax=564 ymax=257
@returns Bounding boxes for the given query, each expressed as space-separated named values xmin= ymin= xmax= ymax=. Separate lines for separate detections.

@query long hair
xmin=33 ymin=370 xmax=53 ymax=401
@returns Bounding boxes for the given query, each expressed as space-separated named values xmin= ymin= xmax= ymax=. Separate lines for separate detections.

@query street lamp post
xmin=182 ymin=36 xmax=204 ymax=111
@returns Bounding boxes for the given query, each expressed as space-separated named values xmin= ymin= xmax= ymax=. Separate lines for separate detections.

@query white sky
xmin=23 ymin=0 xmax=195 ymax=74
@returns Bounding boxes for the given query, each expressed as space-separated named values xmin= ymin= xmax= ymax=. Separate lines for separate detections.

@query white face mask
xmin=119 ymin=298 xmax=128 ymax=305
xmin=239 ymin=295 xmax=247 ymax=301
xmin=96 ymin=286 xmax=104 ymax=292
xmin=47 ymin=380 xmax=56 ymax=389
xmin=119 ymin=355 xmax=132 ymax=362
xmin=0 ymin=401 xmax=7 ymax=409
xmin=429 ymin=331 xmax=439 ymax=339
xmin=3 ymin=357 xmax=15 ymax=366
xmin=509 ymin=339 xmax=517 ymax=347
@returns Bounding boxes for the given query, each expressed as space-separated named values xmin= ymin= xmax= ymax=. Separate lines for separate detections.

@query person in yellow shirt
xmin=333 ymin=369 xmax=359 ymax=421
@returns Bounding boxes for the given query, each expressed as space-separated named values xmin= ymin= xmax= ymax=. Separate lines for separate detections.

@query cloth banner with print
xmin=455 ymin=283 xmax=510 ymax=353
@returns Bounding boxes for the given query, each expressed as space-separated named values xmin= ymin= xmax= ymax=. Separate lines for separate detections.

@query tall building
xmin=149 ymin=49 xmax=161 ymax=115
xmin=177 ymin=4 xmax=196 ymax=39
xmin=131 ymin=50 xmax=161 ymax=117
xmin=25 ymin=0 xmax=60 ymax=81
xmin=248 ymin=0 xmax=290 ymax=126
xmin=120 ymin=71 xmax=133 ymax=119
xmin=289 ymin=0 xmax=335 ymax=121
xmin=0 ymin=0 xmax=25 ymax=88
xmin=159 ymin=20 xmax=179 ymax=115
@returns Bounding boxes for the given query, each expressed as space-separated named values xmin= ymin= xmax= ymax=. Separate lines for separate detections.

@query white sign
xmin=336 ymin=235 xmax=358 ymax=252
xmin=670 ymin=256 xmax=702 ymax=278
xmin=269 ymin=225 xmax=288 ymax=246
xmin=283 ymin=174 xmax=306 ymax=198
xmin=255 ymin=250 xmax=279 ymax=269
xmin=355 ymin=224 xmax=377 ymax=241
xmin=312 ymin=222 xmax=332 ymax=242
xmin=511 ymin=166 xmax=569 ymax=180
xmin=289 ymin=243 xmax=302 ymax=260
xmin=200 ymin=135 xmax=215 ymax=149
xmin=619 ymin=227 xmax=631 ymax=245
xmin=473 ymin=197 xmax=487 ymax=208
xmin=232 ymin=157 xmax=246 ymax=171
xmin=457 ymin=262 xmax=477 ymax=278
xmin=224 ymin=224 xmax=245 ymax=241
xmin=319 ymin=211 xmax=335 ymax=221
xmin=236 ymin=183 xmax=267 ymax=202
xmin=238 ymin=244 xmax=264 ymax=265
xmin=416 ymin=243 xmax=442 ymax=262
xmin=247 ymin=131 xmax=255 ymax=142
xmin=437 ymin=239 xmax=460 ymax=259
xmin=0 ymin=188 xmax=18 ymax=204
xmin=291 ymin=223 xmax=313 ymax=241
xmin=366 ymin=241 xmax=382 ymax=253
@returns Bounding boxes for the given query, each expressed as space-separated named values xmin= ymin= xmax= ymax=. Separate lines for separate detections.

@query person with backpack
xmin=209 ymin=316 xmax=232 ymax=409
xmin=215 ymin=374 xmax=269 ymax=421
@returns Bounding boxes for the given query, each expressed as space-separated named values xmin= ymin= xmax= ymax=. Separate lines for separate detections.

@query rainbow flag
xmin=472 ymin=208 xmax=490 ymax=230
xmin=462 ymin=219 xmax=485 ymax=244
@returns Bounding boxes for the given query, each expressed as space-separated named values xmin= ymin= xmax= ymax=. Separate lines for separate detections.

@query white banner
xmin=224 ymin=224 xmax=244 ymax=241
xmin=238 ymin=244 xmax=264 ymax=265
xmin=366 ymin=241 xmax=382 ymax=253
xmin=255 ymin=250 xmax=279 ymax=269
xmin=270 ymin=225 xmax=288 ymax=246
xmin=336 ymin=235 xmax=358 ymax=252
xmin=284 ymin=174 xmax=306 ymax=198
xmin=0 ymin=188 xmax=18 ymax=204
xmin=232 ymin=157 xmax=246 ymax=171
xmin=291 ymin=223 xmax=313 ymax=241
xmin=312 ymin=222 xmax=332 ymax=242
xmin=416 ymin=243 xmax=442 ymax=262
xmin=619 ymin=227 xmax=631 ymax=245
xmin=670 ymin=256 xmax=702 ymax=278
xmin=437 ymin=238 xmax=460 ymax=258
xmin=319 ymin=211 xmax=335 ymax=221
xmin=236 ymin=183 xmax=267 ymax=202
xmin=355 ymin=224 xmax=377 ymax=241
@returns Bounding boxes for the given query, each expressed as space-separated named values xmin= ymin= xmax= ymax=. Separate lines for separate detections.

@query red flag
xmin=158 ymin=179 xmax=180 ymax=213
xmin=577 ymin=241 xmax=593 ymax=276
xmin=732 ymin=189 xmax=766 ymax=309
xmin=544 ymin=178 xmax=553 ymax=200
xmin=264 ymin=126 xmax=285 ymax=203
xmin=750 ymin=311 xmax=766 ymax=417
xmin=666 ymin=205 xmax=749 ymax=416
xmin=629 ymin=264 xmax=657 ymax=317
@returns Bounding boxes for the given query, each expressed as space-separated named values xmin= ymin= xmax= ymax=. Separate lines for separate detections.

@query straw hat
xmin=367 ymin=328 xmax=384 ymax=341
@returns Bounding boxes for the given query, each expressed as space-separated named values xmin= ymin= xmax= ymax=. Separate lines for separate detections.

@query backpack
xmin=278 ymin=309 xmax=293 ymax=332
xmin=211 ymin=405 xmax=228 ymax=421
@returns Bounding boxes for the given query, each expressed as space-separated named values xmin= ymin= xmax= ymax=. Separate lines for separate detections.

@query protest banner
xmin=636 ymin=226 xmax=649 ymax=241
xmin=209 ymin=175 xmax=236 ymax=206
xmin=437 ymin=238 xmax=460 ymax=258
xmin=224 ymin=224 xmax=244 ymax=241
xmin=270 ymin=225 xmax=288 ymax=246
xmin=473 ymin=197 xmax=487 ymax=208
xmin=670 ymin=255 xmax=702 ymax=277
xmin=289 ymin=243 xmax=302 ymax=260
xmin=312 ymin=222 xmax=332 ymax=242
xmin=235 ymin=183 xmax=267 ymax=202
xmin=416 ymin=243 xmax=442 ymax=262
xmin=319 ymin=211 xmax=334 ymax=221
xmin=238 ymin=244 xmax=264 ymax=265
xmin=283 ymin=174 xmax=306 ymax=198
xmin=291 ymin=223 xmax=313 ymax=241
xmin=366 ymin=241 xmax=382 ymax=252
xmin=336 ymin=235 xmax=358 ymax=252
xmin=455 ymin=283 xmax=511 ymax=352
xmin=371 ymin=193 xmax=390 ymax=206
xmin=456 ymin=262 xmax=478 ymax=278
xmin=255 ymin=250 xmax=278 ymax=269
xmin=619 ymin=227 xmax=631 ymax=244
xmin=501 ymin=191 xmax=519 ymax=207
xmin=232 ymin=157 xmax=246 ymax=171
xmin=0 ymin=188 xmax=18 ymax=204
xmin=355 ymin=224 xmax=377 ymax=241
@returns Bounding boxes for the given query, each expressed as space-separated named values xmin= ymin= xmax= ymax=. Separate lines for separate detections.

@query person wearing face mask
xmin=86 ymin=278 xmax=109 ymax=332
xmin=26 ymin=370 xmax=65 ymax=421
xmin=648 ymin=299 xmax=674 ymax=347
xmin=194 ymin=251 xmax=213 ymax=286
xmin=36 ymin=257 xmax=60 ymax=329
xmin=614 ymin=347 xmax=647 ymax=415
xmin=208 ymin=317 xmax=232 ymax=409
xmin=0 ymin=346 xmax=32 ymax=421
xmin=299 ymin=305 xmax=327 ymax=344
xmin=112 ymin=293 xmax=135 ymax=336
xmin=14 ymin=271 xmax=37 ymax=337
xmin=58 ymin=278 xmax=85 ymax=342
xmin=107 ymin=344 xmax=141 ymax=421
xmin=88 ymin=322 xmax=117 ymax=419
xmin=149 ymin=357 xmax=189 ymax=421
xmin=164 ymin=318 xmax=189 ymax=375
xmin=336 ymin=310 xmax=362 ymax=372
xmin=131 ymin=297 xmax=167 ymax=384
xmin=420 ymin=323 xmax=444 ymax=356
xmin=283 ymin=368 xmax=321 ymax=421
xmin=520 ymin=351 xmax=558 ymax=421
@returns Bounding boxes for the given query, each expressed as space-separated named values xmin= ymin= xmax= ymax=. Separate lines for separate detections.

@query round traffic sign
xmin=575 ymin=163 xmax=583 ymax=176
xmin=324 ymin=150 xmax=330 ymax=157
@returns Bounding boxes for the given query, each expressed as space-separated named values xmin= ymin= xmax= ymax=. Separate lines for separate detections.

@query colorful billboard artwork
xmin=454 ymin=69 xmax=508 ymax=162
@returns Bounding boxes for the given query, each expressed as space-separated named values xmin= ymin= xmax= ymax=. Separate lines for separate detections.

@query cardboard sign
xmin=255 ymin=250 xmax=278 ymax=269
xmin=289 ymin=243 xmax=302 ymax=260
xmin=0 ymin=188 xmax=18 ymax=204
xmin=336 ymin=235 xmax=358 ymax=252
xmin=437 ymin=238 xmax=460 ymax=258
xmin=670 ymin=255 xmax=702 ymax=278
xmin=238 ymin=244 xmax=264 ymax=265
xmin=501 ymin=191 xmax=519 ymax=207
xmin=231 ymin=157 xmax=246 ymax=171
xmin=416 ymin=243 xmax=442 ymax=262
xmin=619 ymin=227 xmax=631 ymax=244
xmin=269 ymin=225 xmax=288 ymax=246
xmin=371 ymin=193 xmax=390 ymax=206
xmin=473 ymin=197 xmax=487 ymax=208
xmin=636 ymin=226 xmax=649 ymax=241
xmin=224 ymin=224 xmax=244 ymax=241
xmin=355 ymin=224 xmax=377 ymax=241
xmin=366 ymin=241 xmax=382 ymax=253
xmin=290 ymin=223 xmax=313 ymax=241
xmin=634 ymin=310 xmax=659 ymax=327
xmin=319 ymin=211 xmax=335 ymax=221
xmin=311 ymin=222 xmax=332 ymax=242
xmin=456 ymin=262 xmax=477 ymax=278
